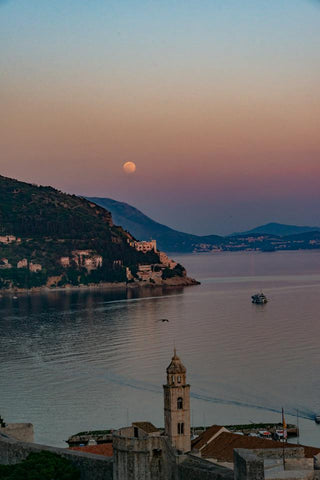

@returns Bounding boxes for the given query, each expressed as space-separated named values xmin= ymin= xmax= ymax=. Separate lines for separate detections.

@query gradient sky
xmin=1 ymin=0 xmax=319 ymax=235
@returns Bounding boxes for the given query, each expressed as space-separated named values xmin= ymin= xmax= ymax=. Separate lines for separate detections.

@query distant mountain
xmin=87 ymin=197 xmax=223 ymax=253
xmin=232 ymin=222 xmax=320 ymax=237
xmin=88 ymin=198 xmax=320 ymax=254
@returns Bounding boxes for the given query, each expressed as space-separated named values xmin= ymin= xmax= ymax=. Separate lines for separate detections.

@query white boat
xmin=252 ymin=293 xmax=268 ymax=304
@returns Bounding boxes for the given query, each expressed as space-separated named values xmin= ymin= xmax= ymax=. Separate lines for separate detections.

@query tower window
xmin=177 ymin=376 xmax=181 ymax=383
xmin=177 ymin=397 xmax=183 ymax=410
xmin=171 ymin=375 xmax=175 ymax=384
xmin=178 ymin=423 xmax=184 ymax=435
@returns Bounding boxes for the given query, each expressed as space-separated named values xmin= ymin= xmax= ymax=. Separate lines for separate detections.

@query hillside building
xmin=130 ymin=240 xmax=157 ymax=253
xmin=0 ymin=235 xmax=18 ymax=244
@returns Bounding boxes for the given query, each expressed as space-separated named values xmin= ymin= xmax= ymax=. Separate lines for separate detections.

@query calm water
xmin=1 ymin=251 xmax=320 ymax=448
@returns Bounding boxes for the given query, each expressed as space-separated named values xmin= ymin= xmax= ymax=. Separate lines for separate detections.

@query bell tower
xmin=163 ymin=349 xmax=191 ymax=453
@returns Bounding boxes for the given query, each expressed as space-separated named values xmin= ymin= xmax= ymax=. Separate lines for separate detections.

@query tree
xmin=0 ymin=451 xmax=80 ymax=480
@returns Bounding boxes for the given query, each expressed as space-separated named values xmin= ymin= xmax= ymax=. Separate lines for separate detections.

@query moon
xmin=123 ymin=161 xmax=136 ymax=174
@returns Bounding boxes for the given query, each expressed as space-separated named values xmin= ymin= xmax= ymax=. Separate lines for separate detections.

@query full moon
xmin=123 ymin=161 xmax=136 ymax=174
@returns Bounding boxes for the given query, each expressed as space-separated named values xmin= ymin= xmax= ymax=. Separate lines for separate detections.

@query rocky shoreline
xmin=0 ymin=276 xmax=200 ymax=295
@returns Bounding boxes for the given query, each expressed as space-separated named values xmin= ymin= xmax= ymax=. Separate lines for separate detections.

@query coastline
xmin=0 ymin=276 xmax=200 ymax=296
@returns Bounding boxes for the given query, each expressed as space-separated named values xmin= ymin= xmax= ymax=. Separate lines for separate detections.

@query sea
xmin=1 ymin=250 xmax=320 ymax=448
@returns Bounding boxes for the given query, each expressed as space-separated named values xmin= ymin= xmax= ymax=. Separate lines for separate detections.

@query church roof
xmin=192 ymin=425 xmax=225 ymax=451
xmin=132 ymin=422 xmax=159 ymax=434
xmin=166 ymin=349 xmax=186 ymax=374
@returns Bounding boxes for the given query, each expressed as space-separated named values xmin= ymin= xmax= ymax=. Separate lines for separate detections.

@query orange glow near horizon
xmin=1 ymin=0 xmax=320 ymax=233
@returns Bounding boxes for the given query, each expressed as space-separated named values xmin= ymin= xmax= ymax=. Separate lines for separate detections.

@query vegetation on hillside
xmin=0 ymin=176 xmax=159 ymax=289
xmin=0 ymin=451 xmax=80 ymax=480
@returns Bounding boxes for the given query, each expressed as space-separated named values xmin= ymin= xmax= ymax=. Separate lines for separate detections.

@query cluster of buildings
xmin=0 ymin=235 xmax=20 ymax=244
xmin=60 ymin=250 xmax=103 ymax=272
xmin=0 ymin=233 xmax=178 ymax=284
xmin=2 ymin=352 xmax=320 ymax=480
xmin=0 ymin=257 xmax=42 ymax=272
xmin=127 ymin=240 xmax=178 ymax=283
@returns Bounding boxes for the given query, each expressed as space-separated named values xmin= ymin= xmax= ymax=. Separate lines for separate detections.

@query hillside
xmin=232 ymin=222 xmax=320 ymax=237
xmin=0 ymin=176 xmax=195 ymax=290
xmin=87 ymin=197 xmax=223 ymax=252
xmin=87 ymin=197 xmax=320 ymax=254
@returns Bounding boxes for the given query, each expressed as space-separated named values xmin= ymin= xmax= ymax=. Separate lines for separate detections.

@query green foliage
xmin=0 ymin=451 xmax=80 ymax=480
xmin=0 ymin=175 xmax=162 ymax=289
xmin=162 ymin=263 xmax=185 ymax=279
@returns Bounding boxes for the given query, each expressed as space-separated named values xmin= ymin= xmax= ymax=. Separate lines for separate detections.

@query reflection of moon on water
xmin=123 ymin=162 xmax=136 ymax=174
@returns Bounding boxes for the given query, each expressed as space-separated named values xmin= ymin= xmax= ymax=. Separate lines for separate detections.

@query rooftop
xmin=166 ymin=349 xmax=186 ymax=374
xmin=132 ymin=422 xmax=159 ymax=434
xmin=200 ymin=432 xmax=320 ymax=463
xmin=192 ymin=425 xmax=225 ymax=451
xmin=70 ymin=444 xmax=113 ymax=457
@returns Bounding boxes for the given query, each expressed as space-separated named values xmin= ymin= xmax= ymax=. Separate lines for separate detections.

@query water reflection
xmin=1 ymin=252 xmax=320 ymax=448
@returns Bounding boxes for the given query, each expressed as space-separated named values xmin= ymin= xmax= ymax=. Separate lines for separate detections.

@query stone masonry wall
xmin=0 ymin=424 xmax=34 ymax=443
xmin=0 ymin=434 xmax=112 ymax=480
xmin=178 ymin=454 xmax=234 ymax=480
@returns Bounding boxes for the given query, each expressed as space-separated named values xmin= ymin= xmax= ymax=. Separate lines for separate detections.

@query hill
xmin=87 ymin=197 xmax=223 ymax=252
xmin=232 ymin=222 xmax=320 ymax=237
xmin=0 ymin=176 xmax=195 ymax=290
xmin=88 ymin=198 xmax=320 ymax=254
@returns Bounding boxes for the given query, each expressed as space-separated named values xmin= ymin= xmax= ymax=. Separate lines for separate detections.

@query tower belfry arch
xmin=163 ymin=349 xmax=191 ymax=453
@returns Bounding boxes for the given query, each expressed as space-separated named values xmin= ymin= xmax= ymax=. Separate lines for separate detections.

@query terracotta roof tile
xmin=70 ymin=443 xmax=113 ymax=457
xmin=201 ymin=432 xmax=320 ymax=463
xmin=192 ymin=425 xmax=225 ymax=451
xmin=132 ymin=422 xmax=159 ymax=434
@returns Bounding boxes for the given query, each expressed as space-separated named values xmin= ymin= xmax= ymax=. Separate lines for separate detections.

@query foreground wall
xmin=113 ymin=427 xmax=234 ymax=480
xmin=0 ymin=434 xmax=112 ymax=480
xmin=0 ymin=424 xmax=34 ymax=443
xmin=234 ymin=447 xmax=315 ymax=480
xmin=178 ymin=454 xmax=234 ymax=480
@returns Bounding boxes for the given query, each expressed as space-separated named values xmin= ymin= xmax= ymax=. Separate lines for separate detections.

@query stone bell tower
xmin=163 ymin=349 xmax=191 ymax=453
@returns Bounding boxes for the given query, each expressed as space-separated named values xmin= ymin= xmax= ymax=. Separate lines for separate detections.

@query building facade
xmin=163 ymin=349 xmax=191 ymax=453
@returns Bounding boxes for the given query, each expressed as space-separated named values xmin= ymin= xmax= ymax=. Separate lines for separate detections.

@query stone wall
xmin=113 ymin=428 xmax=167 ymax=480
xmin=113 ymin=428 xmax=235 ymax=480
xmin=0 ymin=434 xmax=112 ymax=480
xmin=234 ymin=449 xmax=264 ymax=480
xmin=178 ymin=454 xmax=234 ymax=480
xmin=234 ymin=447 xmax=314 ymax=480
xmin=0 ymin=424 xmax=34 ymax=443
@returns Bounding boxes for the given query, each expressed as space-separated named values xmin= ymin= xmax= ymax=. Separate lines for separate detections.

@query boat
xmin=315 ymin=415 xmax=320 ymax=424
xmin=258 ymin=430 xmax=272 ymax=439
xmin=252 ymin=293 xmax=268 ymax=304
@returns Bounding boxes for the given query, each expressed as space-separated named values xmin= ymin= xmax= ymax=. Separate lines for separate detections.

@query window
xmin=177 ymin=397 xmax=183 ymax=410
xmin=177 ymin=376 xmax=181 ymax=383
xmin=178 ymin=423 xmax=184 ymax=435
xmin=172 ymin=375 xmax=175 ymax=384
xmin=134 ymin=427 xmax=139 ymax=438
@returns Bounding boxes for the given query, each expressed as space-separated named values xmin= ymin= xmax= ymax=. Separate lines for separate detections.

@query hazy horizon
xmin=1 ymin=0 xmax=320 ymax=234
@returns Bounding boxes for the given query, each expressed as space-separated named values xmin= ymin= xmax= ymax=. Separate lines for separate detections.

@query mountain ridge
xmin=87 ymin=197 xmax=223 ymax=252
xmin=230 ymin=222 xmax=320 ymax=237
xmin=88 ymin=197 xmax=320 ymax=253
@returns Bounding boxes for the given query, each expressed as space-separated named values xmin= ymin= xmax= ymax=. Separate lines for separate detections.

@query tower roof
xmin=166 ymin=349 xmax=186 ymax=374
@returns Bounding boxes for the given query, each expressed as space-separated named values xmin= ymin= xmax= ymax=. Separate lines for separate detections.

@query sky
xmin=0 ymin=0 xmax=320 ymax=235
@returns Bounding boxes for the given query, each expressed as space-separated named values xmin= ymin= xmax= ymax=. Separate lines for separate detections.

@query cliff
xmin=0 ymin=176 xmax=197 ymax=290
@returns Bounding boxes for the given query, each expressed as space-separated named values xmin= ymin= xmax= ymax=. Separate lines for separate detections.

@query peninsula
xmin=0 ymin=175 xmax=198 ymax=291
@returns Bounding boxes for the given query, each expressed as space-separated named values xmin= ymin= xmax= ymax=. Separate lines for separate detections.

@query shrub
xmin=0 ymin=451 xmax=80 ymax=480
